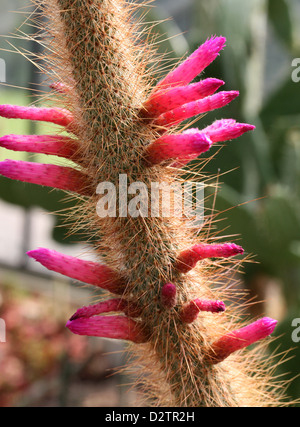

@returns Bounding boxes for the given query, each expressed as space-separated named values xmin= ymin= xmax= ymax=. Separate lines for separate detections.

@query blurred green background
xmin=0 ymin=0 xmax=299 ymax=406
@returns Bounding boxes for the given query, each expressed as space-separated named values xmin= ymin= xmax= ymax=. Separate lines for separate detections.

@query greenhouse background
xmin=0 ymin=0 xmax=299 ymax=406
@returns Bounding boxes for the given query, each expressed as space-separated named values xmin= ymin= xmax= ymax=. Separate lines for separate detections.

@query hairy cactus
xmin=0 ymin=0 xmax=288 ymax=406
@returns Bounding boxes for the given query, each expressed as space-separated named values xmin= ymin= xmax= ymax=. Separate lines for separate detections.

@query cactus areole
xmin=0 ymin=0 xmax=287 ymax=407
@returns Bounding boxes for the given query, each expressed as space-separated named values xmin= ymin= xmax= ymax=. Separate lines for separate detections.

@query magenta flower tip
xmin=65 ymin=319 xmax=72 ymax=329
xmin=0 ymin=135 xmax=10 ymax=146
xmin=212 ymin=78 xmax=225 ymax=87
xmin=27 ymin=247 xmax=47 ymax=256
xmin=227 ymin=90 xmax=239 ymax=100
xmin=232 ymin=243 xmax=245 ymax=256
xmin=218 ymin=35 xmax=227 ymax=45
xmin=194 ymin=133 xmax=213 ymax=150
xmin=207 ymin=77 xmax=225 ymax=85
xmin=215 ymin=301 xmax=226 ymax=312
xmin=260 ymin=317 xmax=278 ymax=334
xmin=27 ymin=249 xmax=39 ymax=259
xmin=0 ymin=160 xmax=11 ymax=175
xmin=193 ymin=35 xmax=226 ymax=59
xmin=244 ymin=124 xmax=256 ymax=132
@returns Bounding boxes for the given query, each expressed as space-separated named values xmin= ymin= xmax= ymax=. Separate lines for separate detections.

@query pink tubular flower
xmin=69 ymin=299 xmax=125 ymax=321
xmin=66 ymin=315 xmax=146 ymax=343
xmin=0 ymin=26 xmax=263 ymax=367
xmin=203 ymin=119 xmax=256 ymax=143
xmin=143 ymin=78 xmax=224 ymax=118
xmin=161 ymin=283 xmax=177 ymax=309
xmin=176 ymin=243 xmax=244 ymax=273
xmin=67 ymin=299 xmax=145 ymax=343
xmin=27 ymin=248 xmax=124 ymax=294
xmin=0 ymin=160 xmax=90 ymax=195
xmin=155 ymin=36 xmax=226 ymax=89
xmin=154 ymin=91 xmax=239 ymax=128
xmin=207 ymin=318 xmax=278 ymax=364
xmin=0 ymin=134 xmax=79 ymax=159
xmin=181 ymin=299 xmax=226 ymax=323
xmin=69 ymin=299 xmax=141 ymax=321
xmin=145 ymin=131 xmax=212 ymax=165
xmin=0 ymin=104 xmax=74 ymax=128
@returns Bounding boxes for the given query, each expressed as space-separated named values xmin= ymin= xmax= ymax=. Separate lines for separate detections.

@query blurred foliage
xmin=0 ymin=283 xmax=87 ymax=406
